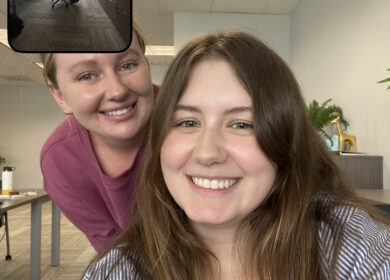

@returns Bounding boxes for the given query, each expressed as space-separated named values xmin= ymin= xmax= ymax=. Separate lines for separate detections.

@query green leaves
xmin=377 ymin=69 xmax=390 ymax=90
xmin=0 ymin=156 xmax=5 ymax=165
xmin=307 ymin=99 xmax=349 ymax=142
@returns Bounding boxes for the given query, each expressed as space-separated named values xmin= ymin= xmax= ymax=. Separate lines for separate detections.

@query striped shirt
xmin=83 ymin=205 xmax=390 ymax=279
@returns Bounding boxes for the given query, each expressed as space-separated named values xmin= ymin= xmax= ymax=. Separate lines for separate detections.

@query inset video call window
xmin=7 ymin=0 xmax=132 ymax=52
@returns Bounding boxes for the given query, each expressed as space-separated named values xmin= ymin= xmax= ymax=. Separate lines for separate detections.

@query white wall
xmin=0 ymin=86 xmax=64 ymax=190
xmin=174 ymin=12 xmax=291 ymax=63
xmin=291 ymin=0 xmax=390 ymax=189
xmin=150 ymin=64 xmax=169 ymax=85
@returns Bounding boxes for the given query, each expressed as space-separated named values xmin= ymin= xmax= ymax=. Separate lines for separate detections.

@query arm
xmin=337 ymin=209 xmax=390 ymax=279
xmin=41 ymin=153 xmax=122 ymax=253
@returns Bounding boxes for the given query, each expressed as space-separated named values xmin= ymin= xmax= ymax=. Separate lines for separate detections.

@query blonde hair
xmin=40 ymin=21 xmax=146 ymax=89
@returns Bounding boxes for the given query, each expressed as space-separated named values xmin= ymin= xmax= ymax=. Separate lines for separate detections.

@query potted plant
xmin=377 ymin=68 xmax=390 ymax=90
xmin=307 ymin=98 xmax=349 ymax=145
xmin=0 ymin=156 xmax=5 ymax=166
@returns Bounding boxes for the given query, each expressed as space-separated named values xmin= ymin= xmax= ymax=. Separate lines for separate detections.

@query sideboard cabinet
xmin=332 ymin=155 xmax=383 ymax=189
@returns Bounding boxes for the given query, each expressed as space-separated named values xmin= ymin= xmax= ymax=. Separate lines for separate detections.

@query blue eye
xmin=231 ymin=122 xmax=253 ymax=129
xmin=120 ymin=63 xmax=136 ymax=70
xmin=176 ymin=120 xmax=200 ymax=128
xmin=79 ymin=73 xmax=95 ymax=81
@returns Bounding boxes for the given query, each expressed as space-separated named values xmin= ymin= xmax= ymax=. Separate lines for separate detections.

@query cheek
xmin=160 ymin=132 xmax=192 ymax=171
xmin=66 ymin=94 xmax=98 ymax=114
xmin=60 ymin=84 xmax=97 ymax=109
xmin=229 ymin=136 xmax=275 ymax=175
xmin=126 ymin=68 xmax=153 ymax=96
xmin=139 ymin=94 xmax=155 ymax=116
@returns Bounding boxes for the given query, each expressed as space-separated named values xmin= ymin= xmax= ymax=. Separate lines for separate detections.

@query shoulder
xmin=338 ymin=207 xmax=390 ymax=278
xmin=82 ymin=248 xmax=136 ymax=280
xmin=40 ymin=115 xmax=83 ymax=160
xmin=319 ymin=201 xmax=390 ymax=279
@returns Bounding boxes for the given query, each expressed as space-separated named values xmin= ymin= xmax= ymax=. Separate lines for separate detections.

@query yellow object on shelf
xmin=331 ymin=117 xmax=357 ymax=152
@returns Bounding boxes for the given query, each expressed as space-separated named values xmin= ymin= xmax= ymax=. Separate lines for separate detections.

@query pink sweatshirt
xmin=40 ymin=115 xmax=145 ymax=252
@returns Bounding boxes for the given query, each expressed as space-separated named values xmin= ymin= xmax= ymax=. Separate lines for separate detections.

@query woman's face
xmin=161 ymin=58 xmax=276 ymax=233
xmin=49 ymin=32 xmax=154 ymax=144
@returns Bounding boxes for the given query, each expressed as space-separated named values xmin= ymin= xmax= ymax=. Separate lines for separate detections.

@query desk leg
xmin=51 ymin=201 xmax=60 ymax=266
xmin=30 ymin=200 xmax=42 ymax=280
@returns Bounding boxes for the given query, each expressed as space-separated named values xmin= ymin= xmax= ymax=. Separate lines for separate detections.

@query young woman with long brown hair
xmin=83 ymin=30 xmax=390 ymax=279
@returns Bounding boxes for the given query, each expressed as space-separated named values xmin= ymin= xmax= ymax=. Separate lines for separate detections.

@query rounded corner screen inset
xmin=7 ymin=0 xmax=132 ymax=53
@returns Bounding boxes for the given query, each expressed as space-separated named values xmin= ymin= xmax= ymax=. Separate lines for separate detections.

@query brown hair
xmin=101 ymin=30 xmax=389 ymax=280
xmin=40 ymin=21 xmax=146 ymax=89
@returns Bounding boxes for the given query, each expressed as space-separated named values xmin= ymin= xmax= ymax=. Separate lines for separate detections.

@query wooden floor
xmin=10 ymin=0 xmax=128 ymax=52
xmin=0 ymin=202 xmax=95 ymax=280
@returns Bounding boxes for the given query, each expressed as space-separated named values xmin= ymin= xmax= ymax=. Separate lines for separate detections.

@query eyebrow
xmin=69 ymin=50 xmax=141 ymax=72
xmin=174 ymin=104 xmax=252 ymax=115
xmin=120 ymin=48 xmax=141 ymax=59
xmin=69 ymin=60 xmax=98 ymax=72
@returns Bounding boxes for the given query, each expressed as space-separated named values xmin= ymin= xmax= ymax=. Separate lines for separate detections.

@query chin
xmin=187 ymin=211 xmax=234 ymax=227
xmin=108 ymin=128 xmax=141 ymax=141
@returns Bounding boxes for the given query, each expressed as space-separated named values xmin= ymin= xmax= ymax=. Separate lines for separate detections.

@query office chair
xmin=52 ymin=0 xmax=70 ymax=8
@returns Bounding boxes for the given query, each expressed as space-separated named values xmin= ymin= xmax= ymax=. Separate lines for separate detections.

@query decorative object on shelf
xmin=326 ymin=135 xmax=340 ymax=151
xmin=307 ymin=99 xmax=349 ymax=146
xmin=331 ymin=116 xmax=357 ymax=152
xmin=377 ymin=68 xmax=390 ymax=90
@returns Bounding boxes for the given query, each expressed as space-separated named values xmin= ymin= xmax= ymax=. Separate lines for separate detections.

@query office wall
xmin=150 ymin=64 xmax=169 ymax=85
xmin=291 ymin=0 xmax=390 ymax=188
xmin=174 ymin=12 xmax=291 ymax=63
xmin=0 ymin=86 xmax=64 ymax=189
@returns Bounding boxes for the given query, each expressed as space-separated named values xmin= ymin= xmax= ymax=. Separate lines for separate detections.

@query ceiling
xmin=0 ymin=0 xmax=302 ymax=87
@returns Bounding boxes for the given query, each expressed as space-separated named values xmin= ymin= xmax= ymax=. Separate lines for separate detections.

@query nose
xmin=192 ymin=129 xmax=228 ymax=166
xmin=104 ymin=72 xmax=129 ymax=100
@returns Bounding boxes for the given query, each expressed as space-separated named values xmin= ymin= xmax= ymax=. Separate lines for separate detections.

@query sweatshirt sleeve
xmin=41 ymin=147 xmax=122 ymax=253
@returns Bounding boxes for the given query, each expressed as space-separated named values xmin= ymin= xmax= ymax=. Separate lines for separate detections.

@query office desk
xmin=0 ymin=191 xmax=60 ymax=280
xmin=356 ymin=189 xmax=390 ymax=216
xmin=355 ymin=189 xmax=390 ymax=205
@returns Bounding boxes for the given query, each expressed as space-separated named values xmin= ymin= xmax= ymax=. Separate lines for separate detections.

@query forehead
xmin=53 ymin=30 xmax=142 ymax=67
xmin=178 ymin=58 xmax=252 ymax=107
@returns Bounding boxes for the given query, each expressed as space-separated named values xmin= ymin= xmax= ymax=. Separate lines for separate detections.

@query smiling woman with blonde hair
xmin=83 ymin=30 xmax=390 ymax=280
xmin=40 ymin=22 xmax=157 ymax=253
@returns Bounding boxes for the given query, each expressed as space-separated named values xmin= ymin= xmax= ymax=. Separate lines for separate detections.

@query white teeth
xmin=105 ymin=104 xmax=133 ymax=116
xmin=191 ymin=177 xmax=237 ymax=189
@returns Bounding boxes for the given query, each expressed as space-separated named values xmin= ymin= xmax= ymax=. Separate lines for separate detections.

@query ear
xmin=47 ymin=81 xmax=70 ymax=112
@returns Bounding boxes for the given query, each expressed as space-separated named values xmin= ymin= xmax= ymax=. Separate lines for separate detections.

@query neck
xmin=335 ymin=122 xmax=342 ymax=134
xmin=194 ymin=224 xmax=245 ymax=280
xmin=89 ymin=128 xmax=146 ymax=177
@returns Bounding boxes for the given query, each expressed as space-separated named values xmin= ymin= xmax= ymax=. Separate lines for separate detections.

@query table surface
xmin=355 ymin=189 xmax=390 ymax=205
xmin=0 ymin=189 xmax=60 ymax=280
xmin=0 ymin=191 xmax=49 ymax=213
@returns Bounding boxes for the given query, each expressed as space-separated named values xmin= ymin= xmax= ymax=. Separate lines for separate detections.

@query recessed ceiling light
xmin=145 ymin=45 xmax=175 ymax=56
xmin=34 ymin=62 xmax=44 ymax=69
xmin=0 ymin=29 xmax=10 ymax=48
